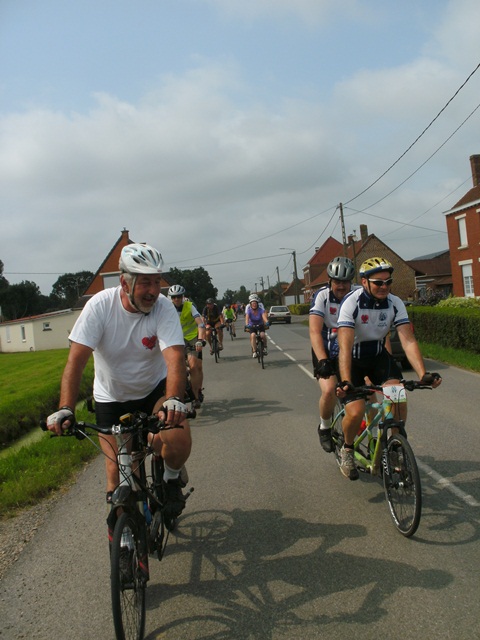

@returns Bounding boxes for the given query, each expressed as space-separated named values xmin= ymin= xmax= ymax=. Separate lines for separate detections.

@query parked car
xmin=268 ymin=305 xmax=291 ymax=324
xmin=389 ymin=322 xmax=414 ymax=370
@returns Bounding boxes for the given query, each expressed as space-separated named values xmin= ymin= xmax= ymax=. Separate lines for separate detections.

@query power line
xmin=344 ymin=60 xmax=480 ymax=205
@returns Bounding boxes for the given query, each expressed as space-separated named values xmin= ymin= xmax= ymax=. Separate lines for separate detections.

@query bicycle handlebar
xmin=344 ymin=379 xmax=433 ymax=398
xmin=40 ymin=408 xmax=195 ymax=438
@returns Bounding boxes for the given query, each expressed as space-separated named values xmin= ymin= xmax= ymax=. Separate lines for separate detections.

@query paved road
xmin=1 ymin=318 xmax=479 ymax=639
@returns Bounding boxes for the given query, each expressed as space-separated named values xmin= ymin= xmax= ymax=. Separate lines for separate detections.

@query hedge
xmin=409 ymin=306 xmax=480 ymax=353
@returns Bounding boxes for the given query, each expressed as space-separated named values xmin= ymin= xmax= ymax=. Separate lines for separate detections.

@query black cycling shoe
xmin=163 ymin=478 xmax=186 ymax=531
xmin=318 ymin=425 xmax=333 ymax=453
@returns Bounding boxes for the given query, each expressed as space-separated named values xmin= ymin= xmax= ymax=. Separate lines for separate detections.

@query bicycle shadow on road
xmin=412 ymin=455 xmax=480 ymax=546
xmin=145 ymin=508 xmax=453 ymax=639
xmin=192 ymin=397 xmax=286 ymax=425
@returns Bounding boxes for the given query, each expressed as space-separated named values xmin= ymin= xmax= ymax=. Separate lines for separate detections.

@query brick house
xmin=406 ymin=250 xmax=452 ymax=300
xmin=304 ymin=225 xmax=416 ymax=301
xmin=77 ymin=228 xmax=173 ymax=307
xmin=302 ymin=237 xmax=344 ymax=300
xmin=444 ymin=155 xmax=480 ymax=297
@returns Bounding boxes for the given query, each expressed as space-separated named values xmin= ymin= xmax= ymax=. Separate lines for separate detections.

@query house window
xmin=456 ymin=215 xmax=467 ymax=248
xmin=21 ymin=325 xmax=26 ymax=341
xmin=461 ymin=263 xmax=474 ymax=297
xmin=102 ymin=273 xmax=120 ymax=289
xmin=43 ymin=322 xmax=52 ymax=331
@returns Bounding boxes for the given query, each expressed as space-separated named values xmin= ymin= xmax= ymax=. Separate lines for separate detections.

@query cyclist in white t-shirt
xmin=46 ymin=243 xmax=191 ymax=529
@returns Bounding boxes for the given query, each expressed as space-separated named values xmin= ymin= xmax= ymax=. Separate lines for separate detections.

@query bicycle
xmin=225 ymin=319 xmax=236 ymax=340
xmin=330 ymin=379 xmax=432 ymax=537
xmin=41 ymin=410 xmax=194 ymax=640
xmin=248 ymin=324 xmax=268 ymax=369
xmin=209 ymin=325 xmax=224 ymax=362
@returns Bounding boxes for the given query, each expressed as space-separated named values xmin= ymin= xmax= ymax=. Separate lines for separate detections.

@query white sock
xmin=163 ymin=463 xmax=180 ymax=482
xmin=320 ymin=417 xmax=332 ymax=430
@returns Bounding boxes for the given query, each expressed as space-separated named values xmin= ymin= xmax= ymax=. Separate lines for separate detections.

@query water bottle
xmin=143 ymin=500 xmax=152 ymax=525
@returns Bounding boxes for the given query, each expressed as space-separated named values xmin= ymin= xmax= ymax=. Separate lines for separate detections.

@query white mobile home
xmin=0 ymin=309 xmax=81 ymax=353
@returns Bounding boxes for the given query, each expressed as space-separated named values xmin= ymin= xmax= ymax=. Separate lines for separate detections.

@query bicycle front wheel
xmin=331 ymin=400 xmax=344 ymax=463
xmin=383 ymin=433 xmax=422 ymax=537
xmin=111 ymin=512 xmax=147 ymax=640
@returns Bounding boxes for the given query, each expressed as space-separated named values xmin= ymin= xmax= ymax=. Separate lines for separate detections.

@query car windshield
xmin=271 ymin=307 xmax=288 ymax=312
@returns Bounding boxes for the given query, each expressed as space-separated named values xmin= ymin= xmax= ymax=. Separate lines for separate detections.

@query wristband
xmin=60 ymin=405 xmax=74 ymax=413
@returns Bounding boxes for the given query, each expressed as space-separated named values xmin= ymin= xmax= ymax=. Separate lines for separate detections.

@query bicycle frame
xmin=332 ymin=386 xmax=407 ymax=477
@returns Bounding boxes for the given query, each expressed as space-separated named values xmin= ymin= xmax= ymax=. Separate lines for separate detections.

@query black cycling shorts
xmin=349 ymin=349 xmax=402 ymax=388
xmin=95 ymin=378 xmax=167 ymax=428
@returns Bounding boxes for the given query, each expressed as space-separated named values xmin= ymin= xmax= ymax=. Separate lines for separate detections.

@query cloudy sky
xmin=1 ymin=0 xmax=479 ymax=297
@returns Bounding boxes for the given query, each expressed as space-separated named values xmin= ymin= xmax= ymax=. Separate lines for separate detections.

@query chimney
xmin=470 ymin=155 xmax=480 ymax=187
xmin=360 ymin=224 xmax=368 ymax=243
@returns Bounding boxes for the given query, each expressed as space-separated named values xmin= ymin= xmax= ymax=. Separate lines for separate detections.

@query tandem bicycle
xmin=330 ymin=379 xmax=433 ymax=537
xmin=41 ymin=409 xmax=194 ymax=640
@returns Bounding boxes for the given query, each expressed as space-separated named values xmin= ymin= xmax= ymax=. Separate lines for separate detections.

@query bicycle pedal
xmin=184 ymin=487 xmax=194 ymax=500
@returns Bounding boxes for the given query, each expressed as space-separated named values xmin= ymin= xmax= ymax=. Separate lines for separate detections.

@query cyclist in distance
xmin=245 ymin=292 xmax=265 ymax=316
xmin=202 ymin=298 xmax=225 ymax=353
xmin=223 ymin=302 xmax=237 ymax=337
xmin=245 ymin=295 xmax=269 ymax=357
xmin=169 ymin=284 xmax=206 ymax=409
xmin=309 ymin=256 xmax=355 ymax=453
xmin=336 ymin=256 xmax=442 ymax=480
xmin=46 ymin=243 xmax=192 ymax=528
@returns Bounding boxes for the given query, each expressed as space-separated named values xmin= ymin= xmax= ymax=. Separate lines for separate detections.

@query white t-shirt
xmin=69 ymin=287 xmax=184 ymax=402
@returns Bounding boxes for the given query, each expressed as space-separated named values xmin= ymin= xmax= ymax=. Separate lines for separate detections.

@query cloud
xmin=1 ymin=0 xmax=478 ymax=296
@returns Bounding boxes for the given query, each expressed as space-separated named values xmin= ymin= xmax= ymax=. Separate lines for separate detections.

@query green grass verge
xmin=0 ymin=403 xmax=99 ymax=517
xmin=418 ymin=341 xmax=480 ymax=373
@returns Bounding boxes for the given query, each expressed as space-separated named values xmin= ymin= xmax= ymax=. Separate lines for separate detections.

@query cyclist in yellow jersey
xmin=169 ymin=285 xmax=206 ymax=408
xmin=223 ymin=303 xmax=237 ymax=337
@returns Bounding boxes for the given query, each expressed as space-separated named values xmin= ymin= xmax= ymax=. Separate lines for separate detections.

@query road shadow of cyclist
xmin=146 ymin=508 xmax=452 ymax=638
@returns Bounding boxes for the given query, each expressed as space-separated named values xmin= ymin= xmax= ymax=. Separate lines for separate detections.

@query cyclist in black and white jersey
xmin=336 ymin=256 xmax=442 ymax=480
xmin=309 ymin=256 xmax=356 ymax=453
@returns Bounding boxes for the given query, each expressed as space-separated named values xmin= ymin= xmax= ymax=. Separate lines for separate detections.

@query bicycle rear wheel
xmin=383 ymin=433 xmax=422 ymax=537
xmin=111 ymin=511 xmax=146 ymax=640
xmin=259 ymin=338 xmax=264 ymax=369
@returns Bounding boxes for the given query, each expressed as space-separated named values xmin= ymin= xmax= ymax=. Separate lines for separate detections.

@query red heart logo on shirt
xmin=142 ymin=336 xmax=157 ymax=350
xmin=361 ymin=314 xmax=369 ymax=324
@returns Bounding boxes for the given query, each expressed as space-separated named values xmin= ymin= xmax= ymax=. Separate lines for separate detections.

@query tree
xmin=0 ymin=280 xmax=51 ymax=320
xmin=0 ymin=260 xmax=9 ymax=292
xmin=51 ymin=271 xmax=94 ymax=309
xmin=168 ymin=267 xmax=217 ymax=307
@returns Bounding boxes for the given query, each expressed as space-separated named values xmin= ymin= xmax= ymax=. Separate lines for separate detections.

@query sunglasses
xmin=170 ymin=295 xmax=183 ymax=299
xmin=368 ymin=278 xmax=393 ymax=287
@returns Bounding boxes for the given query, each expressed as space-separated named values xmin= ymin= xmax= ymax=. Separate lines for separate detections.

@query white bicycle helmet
xmin=327 ymin=256 xmax=355 ymax=281
xmin=249 ymin=294 xmax=260 ymax=302
xmin=119 ymin=243 xmax=163 ymax=274
xmin=168 ymin=284 xmax=185 ymax=297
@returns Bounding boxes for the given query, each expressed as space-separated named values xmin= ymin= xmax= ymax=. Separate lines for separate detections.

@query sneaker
xmin=219 ymin=345 xmax=223 ymax=351
xmin=193 ymin=398 xmax=201 ymax=409
xmin=252 ymin=351 xmax=258 ymax=358
xmin=163 ymin=478 xmax=186 ymax=530
xmin=318 ymin=425 xmax=333 ymax=453
xmin=263 ymin=348 xmax=268 ymax=355
xmin=210 ymin=349 xmax=214 ymax=355
xmin=339 ymin=446 xmax=359 ymax=480
xmin=198 ymin=390 xmax=204 ymax=403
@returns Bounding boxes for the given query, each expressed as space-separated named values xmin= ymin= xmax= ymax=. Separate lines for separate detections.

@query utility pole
xmin=276 ymin=266 xmax=282 ymax=304
xmin=339 ymin=202 xmax=348 ymax=256
xmin=292 ymin=250 xmax=300 ymax=304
